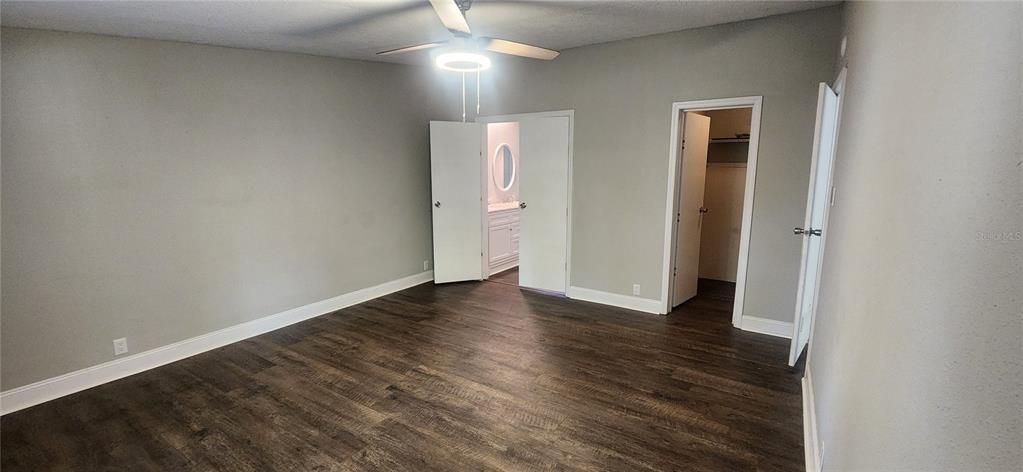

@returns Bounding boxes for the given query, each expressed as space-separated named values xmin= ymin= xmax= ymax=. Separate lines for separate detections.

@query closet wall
xmin=696 ymin=108 xmax=751 ymax=283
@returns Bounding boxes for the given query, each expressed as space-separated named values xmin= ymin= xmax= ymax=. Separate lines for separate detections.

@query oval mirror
xmin=492 ymin=143 xmax=516 ymax=191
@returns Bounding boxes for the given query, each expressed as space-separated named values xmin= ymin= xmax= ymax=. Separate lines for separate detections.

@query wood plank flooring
xmin=1 ymin=277 xmax=804 ymax=471
xmin=488 ymin=267 xmax=520 ymax=286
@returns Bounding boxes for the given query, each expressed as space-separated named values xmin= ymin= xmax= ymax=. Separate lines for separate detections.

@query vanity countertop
xmin=488 ymin=201 xmax=520 ymax=212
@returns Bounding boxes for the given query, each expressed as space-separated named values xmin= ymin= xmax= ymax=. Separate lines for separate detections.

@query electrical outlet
xmin=424 ymin=260 xmax=431 ymax=271
xmin=113 ymin=338 xmax=128 ymax=356
xmin=632 ymin=284 xmax=641 ymax=296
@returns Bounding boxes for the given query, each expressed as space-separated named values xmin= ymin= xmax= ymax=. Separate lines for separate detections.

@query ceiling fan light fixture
xmin=435 ymin=51 xmax=491 ymax=72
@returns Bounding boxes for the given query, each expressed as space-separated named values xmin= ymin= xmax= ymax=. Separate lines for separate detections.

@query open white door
xmin=430 ymin=121 xmax=484 ymax=284
xmin=518 ymin=116 xmax=570 ymax=293
xmin=789 ymin=83 xmax=840 ymax=366
xmin=671 ymin=113 xmax=711 ymax=307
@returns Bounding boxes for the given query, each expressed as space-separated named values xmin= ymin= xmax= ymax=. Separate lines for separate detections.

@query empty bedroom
xmin=1 ymin=1 xmax=1019 ymax=471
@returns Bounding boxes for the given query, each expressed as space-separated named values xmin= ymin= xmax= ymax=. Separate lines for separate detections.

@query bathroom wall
xmin=486 ymin=122 xmax=520 ymax=205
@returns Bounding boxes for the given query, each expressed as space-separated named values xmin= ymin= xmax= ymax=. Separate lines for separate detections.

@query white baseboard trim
xmin=740 ymin=315 xmax=793 ymax=338
xmin=488 ymin=259 xmax=518 ymax=276
xmin=566 ymin=286 xmax=662 ymax=315
xmin=0 ymin=270 xmax=434 ymax=416
xmin=802 ymin=372 xmax=822 ymax=472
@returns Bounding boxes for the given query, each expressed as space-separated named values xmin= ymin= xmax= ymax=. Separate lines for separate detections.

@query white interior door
xmin=789 ymin=83 xmax=840 ymax=366
xmin=671 ymin=112 xmax=711 ymax=307
xmin=518 ymin=116 xmax=570 ymax=293
xmin=430 ymin=121 xmax=484 ymax=284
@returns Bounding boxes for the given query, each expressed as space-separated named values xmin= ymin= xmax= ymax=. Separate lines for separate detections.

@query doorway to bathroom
xmin=479 ymin=111 xmax=573 ymax=294
xmin=428 ymin=110 xmax=573 ymax=295
xmin=484 ymin=122 xmax=522 ymax=283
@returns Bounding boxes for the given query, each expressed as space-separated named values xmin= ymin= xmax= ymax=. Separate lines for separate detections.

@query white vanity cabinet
xmin=488 ymin=207 xmax=520 ymax=275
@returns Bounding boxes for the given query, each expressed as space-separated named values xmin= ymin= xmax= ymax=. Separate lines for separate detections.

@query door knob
xmin=519 ymin=202 xmax=527 ymax=209
xmin=434 ymin=201 xmax=441 ymax=208
xmin=794 ymin=227 xmax=822 ymax=236
xmin=794 ymin=227 xmax=807 ymax=235
xmin=699 ymin=207 xmax=709 ymax=214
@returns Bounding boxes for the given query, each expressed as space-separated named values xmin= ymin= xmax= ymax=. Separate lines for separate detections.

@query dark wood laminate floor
xmin=1 ymin=278 xmax=803 ymax=471
xmin=489 ymin=267 xmax=520 ymax=286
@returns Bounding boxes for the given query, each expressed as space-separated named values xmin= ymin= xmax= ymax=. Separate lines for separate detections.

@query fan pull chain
xmin=476 ymin=70 xmax=481 ymax=115
xmin=461 ymin=72 xmax=466 ymax=123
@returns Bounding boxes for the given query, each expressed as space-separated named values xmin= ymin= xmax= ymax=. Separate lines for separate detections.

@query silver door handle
xmin=794 ymin=227 xmax=806 ymax=235
xmin=519 ymin=202 xmax=527 ymax=209
xmin=794 ymin=227 xmax=822 ymax=236
xmin=434 ymin=201 xmax=441 ymax=208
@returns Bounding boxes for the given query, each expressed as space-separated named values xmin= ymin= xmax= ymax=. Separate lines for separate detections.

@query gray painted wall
xmin=438 ymin=7 xmax=841 ymax=321
xmin=809 ymin=3 xmax=1022 ymax=470
xmin=1 ymin=28 xmax=440 ymax=390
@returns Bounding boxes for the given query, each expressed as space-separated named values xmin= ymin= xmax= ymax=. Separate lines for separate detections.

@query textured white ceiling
xmin=1 ymin=1 xmax=838 ymax=64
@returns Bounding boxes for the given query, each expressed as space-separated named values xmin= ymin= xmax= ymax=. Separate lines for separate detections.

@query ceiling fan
xmin=377 ymin=0 xmax=560 ymax=71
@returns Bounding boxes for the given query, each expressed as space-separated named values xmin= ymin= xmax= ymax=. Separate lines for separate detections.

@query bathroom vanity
xmin=487 ymin=203 xmax=520 ymax=275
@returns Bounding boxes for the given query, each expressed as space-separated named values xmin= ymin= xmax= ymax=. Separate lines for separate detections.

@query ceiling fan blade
xmin=480 ymin=38 xmax=560 ymax=60
xmin=429 ymin=0 xmax=471 ymax=35
xmin=377 ymin=41 xmax=446 ymax=56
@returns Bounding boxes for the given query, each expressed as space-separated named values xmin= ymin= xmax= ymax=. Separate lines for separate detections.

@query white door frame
xmin=660 ymin=96 xmax=763 ymax=323
xmin=476 ymin=110 xmax=575 ymax=292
